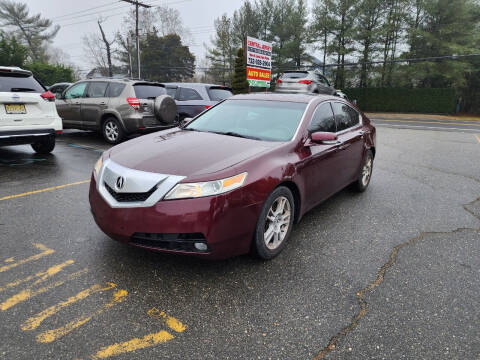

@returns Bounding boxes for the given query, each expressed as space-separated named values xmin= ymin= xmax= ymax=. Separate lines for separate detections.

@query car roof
xmin=163 ymin=82 xmax=230 ymax=89
xmin=229 ymin=93 xmax=336 ymax=103
xmin=0 ymin=66 xmax=32 ymax=76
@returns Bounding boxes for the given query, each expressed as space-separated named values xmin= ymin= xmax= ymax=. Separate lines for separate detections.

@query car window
xmin=166 ymin=87 xmax=177 ymax=98
xmin=65 ymin=82 xmax=87 ymax=99
xmin=316 ymin=74 xmax=330 ymax=86
xmin=0 ymin=73 xmax=45 ymax=93
xmin=308 ymin=102 xmax=336 ymax=133
xmin=178 ymin=87 xmax=203 ymax=101
xmin=106 ymin=83 xmax=126 ymax=97
xmin=332 ymin=102 xmax=360 ymax=132
xmin=86 ymin=82 xmax=108 ymax=98
xmin=186 ymin=100 xmax=307 ymax=142
xmin=133 ymin=84 xmax=166 ymax=99
xmin=281 ymin=72 xmax=309 ymax=79
xmin=207 ymin=87 xmax=233 ymax=101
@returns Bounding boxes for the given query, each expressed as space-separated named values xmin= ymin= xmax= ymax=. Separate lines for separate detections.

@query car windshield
xmin=0 ymin=73 xmax=45 ymax=93
xmin=185 ymin=99 xmax=307 ymax=142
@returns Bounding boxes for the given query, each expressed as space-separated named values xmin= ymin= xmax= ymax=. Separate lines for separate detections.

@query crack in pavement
xmin=313 ymin=198 xmax=480 ymax=360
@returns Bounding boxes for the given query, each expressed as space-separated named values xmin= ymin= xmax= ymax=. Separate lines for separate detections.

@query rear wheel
xmin=353 ymin=150 xmax=374 ymax=192
xmin=31 ymin=136 xmax=55 ymax=154
xmin=253 ymin=186 xmax=295 ymax=260
xmin=102 ymin=117 xmax=124 ymax=144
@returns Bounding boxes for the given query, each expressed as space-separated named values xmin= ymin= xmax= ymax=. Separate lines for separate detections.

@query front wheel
xmin=253 ymin=186 xmax=295 ymax=260
xmin=31 ymin=136 xmax=55 ymax=154
xmin=353 ymin=150 xmax=374 ymax=192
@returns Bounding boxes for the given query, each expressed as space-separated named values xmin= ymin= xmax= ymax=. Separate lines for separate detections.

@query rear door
xmin=81 ymin=81 xmax=109 ymax=129
xmin=175 ymin=87 xmax=207 ymax=119
xmin=132 ymin=83 xmax=167 ymax=126
xmin=0 ymin=72 xmax=53 ymax=127
xmin=331 ymin=102 xmax=365 ymax=185
xmin=56 ymin=82 xmax=88 ymax=129
xmin=315 ymin=74 xmax=336 ymax=95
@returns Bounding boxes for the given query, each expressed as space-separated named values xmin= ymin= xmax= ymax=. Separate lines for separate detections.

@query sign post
xmin=245 ymin=36 xmax=272 ymax=89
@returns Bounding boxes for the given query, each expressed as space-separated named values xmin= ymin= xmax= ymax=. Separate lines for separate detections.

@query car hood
xmin=109 ymin=129 xmax=278 ymax=178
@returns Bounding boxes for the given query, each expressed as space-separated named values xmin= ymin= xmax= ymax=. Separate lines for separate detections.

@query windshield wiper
xmin=211 ymin=131 xmax=261 ymax=140
xmin=10 ymin=87 xmax=36 ymax=92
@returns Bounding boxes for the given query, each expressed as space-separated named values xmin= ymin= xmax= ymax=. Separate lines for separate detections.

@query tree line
xmin=206 ymin=0 xmax=480 ymax=113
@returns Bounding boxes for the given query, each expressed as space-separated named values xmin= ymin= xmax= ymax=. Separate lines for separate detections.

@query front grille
xmin=130 ymin=233 xmax=209 ymax=253
xmin=104 ymin=183 xmax=156 ymax=203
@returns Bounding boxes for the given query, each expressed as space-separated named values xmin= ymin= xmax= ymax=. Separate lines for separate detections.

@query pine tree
xmin=231 ymin=48 xmax=249 ymax=94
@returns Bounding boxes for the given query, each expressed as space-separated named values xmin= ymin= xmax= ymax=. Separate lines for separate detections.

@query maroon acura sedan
xmin=89 ymin=93 xmax=376 ymax=260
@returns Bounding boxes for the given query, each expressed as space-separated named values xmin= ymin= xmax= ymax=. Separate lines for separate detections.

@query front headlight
xmin=164 ymin=172 xmax=248 ymax=200
xmin=93 ymin=156 xmax=103 ymax=177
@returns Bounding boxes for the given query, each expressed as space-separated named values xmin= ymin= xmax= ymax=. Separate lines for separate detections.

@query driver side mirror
xmin=180 ymin=117 xmax=193 ymax=127
xmin=310 ymin=132 xmax=338 ymax=145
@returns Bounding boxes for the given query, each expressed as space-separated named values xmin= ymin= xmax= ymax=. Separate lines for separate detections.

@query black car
xmin=163 ymin=83 xmax=233 ymax=120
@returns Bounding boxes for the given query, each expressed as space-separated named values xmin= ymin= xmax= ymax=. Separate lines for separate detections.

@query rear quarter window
xmin=207 ymin=88 xmax=233 ymax=101
xmin=107 ymin=83 xmax=126 ymax=97
xmin=133 ymin=84 xmax=166 ymax=99
xmin=178 ymin=87 xmax=203 ymax=101
xmin=0 ymin=73 xmax=45 ymax=93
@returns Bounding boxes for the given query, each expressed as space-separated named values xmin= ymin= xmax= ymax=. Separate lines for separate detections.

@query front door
xmin=56 ymin=82 xmax=88 ymax=129
xmin=299 ymin=102 xmax=344 ymax=210
xmin=81 ymin=81 xmax=109 ymax=129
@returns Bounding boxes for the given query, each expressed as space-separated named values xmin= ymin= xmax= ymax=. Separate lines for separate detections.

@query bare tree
xmin=98 ymin=20 xmax=115 ymax=77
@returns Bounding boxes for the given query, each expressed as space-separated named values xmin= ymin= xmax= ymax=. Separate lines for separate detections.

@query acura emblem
xmin=12 ymin=93 xmax=20 ymax=101
xmin=115 ymin=176 xmax=125 ymax=190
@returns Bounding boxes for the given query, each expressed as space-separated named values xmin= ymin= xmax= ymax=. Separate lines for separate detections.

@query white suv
xmin=0 ymin=66 xmax=62 ymax=154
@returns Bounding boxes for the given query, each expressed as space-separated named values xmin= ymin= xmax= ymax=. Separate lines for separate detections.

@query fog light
xmin=194 ymin=242 xmax=208 ymax=251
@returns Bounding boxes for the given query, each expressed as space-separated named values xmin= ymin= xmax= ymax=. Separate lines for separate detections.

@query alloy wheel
xmin=362 ymin=157 xmax=373 ymax=186
xmin=105 ymin=121 xmax=119 ymax=142
xmin=264 ymin=196 xmax=292 ymax=250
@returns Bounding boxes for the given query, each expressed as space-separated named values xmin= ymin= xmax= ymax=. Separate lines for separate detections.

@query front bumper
xmin=89 ymin=176 xmax=263 ymax=259
xmin=0 ymin=128 xmax=57 ymax=146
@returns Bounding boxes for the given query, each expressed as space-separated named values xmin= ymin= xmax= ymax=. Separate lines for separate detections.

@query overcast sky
xmin=22 ymin=0 xmax=247 ymax=74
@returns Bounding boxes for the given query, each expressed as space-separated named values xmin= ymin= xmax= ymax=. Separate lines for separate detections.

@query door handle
xmin=99 ymin=102 xmax=106 ymax=105
xmin=74 ymin=102 xmax=80 ymax=105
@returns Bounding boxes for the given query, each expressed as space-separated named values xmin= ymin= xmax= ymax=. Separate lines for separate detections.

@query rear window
xmin=207 ymin=87 xmax=233 ymax=101
xmin=281 ymin=72 xmax=309 ymax=79
xmin=133 ymin=84 xmax=166 ymax=99
xmin=0 ymin=73 xmax=45 ymax=93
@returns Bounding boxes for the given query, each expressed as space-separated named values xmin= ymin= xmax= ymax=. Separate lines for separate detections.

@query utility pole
xmin=120 ymin=0 xmax=151 ymax=79
xmin=126 ymin=36 xmax=133 ymax=78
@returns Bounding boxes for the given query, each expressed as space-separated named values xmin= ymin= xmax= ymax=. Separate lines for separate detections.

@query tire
xmin=253 ymin=186 xmax=295 ymax=260
xmin=154 ymin=95 xmax=177 ymax=125
xmin=102 ymin=117 xmax=124 ymax=144
xmin=353 ymin=149 xmax=374 ymax=192
xmin=31 ymin=135 xmax=55 ymax=154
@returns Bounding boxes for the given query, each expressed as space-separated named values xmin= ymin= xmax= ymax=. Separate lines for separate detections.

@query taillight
xmin=40 ymin=91 xmax=55 ymax=102
xmin=276 ymin=79 xmax=282 ymax=84
xmin=298 ymin=80 xmax=313 ymax=85
xmin=126 ymin=97 xmax=140 ymax=110
xmin=205 ymin=105 xmax=212 ymax=109
xmin=56 ymin=130 xmax=63 ymax=134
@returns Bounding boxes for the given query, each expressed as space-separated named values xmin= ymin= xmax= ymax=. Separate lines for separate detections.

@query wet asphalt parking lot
xmin=0 ymin=120 xmax=479 ymax=360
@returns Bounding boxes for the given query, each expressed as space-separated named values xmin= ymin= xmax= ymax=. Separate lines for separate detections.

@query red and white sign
xmin=246 ymin=36 xmax=272 ymax=87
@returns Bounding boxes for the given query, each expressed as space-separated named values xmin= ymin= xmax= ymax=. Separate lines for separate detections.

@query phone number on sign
xmin=247 ymin=57 xmax=271 ymax=69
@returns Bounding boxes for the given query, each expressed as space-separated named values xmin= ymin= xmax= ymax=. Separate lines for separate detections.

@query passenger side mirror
xmin=310 ymin=132 xmax=338 ymax=144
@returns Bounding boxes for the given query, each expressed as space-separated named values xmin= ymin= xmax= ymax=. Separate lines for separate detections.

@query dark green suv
xmin=55 ymin=79 xmax=177 ymax=144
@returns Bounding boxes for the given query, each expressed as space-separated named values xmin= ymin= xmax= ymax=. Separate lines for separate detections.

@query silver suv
xmin=275 ymin=70 xmax=337 ymax=95
xmin=56 ymin=79 xmax=177 ymax=144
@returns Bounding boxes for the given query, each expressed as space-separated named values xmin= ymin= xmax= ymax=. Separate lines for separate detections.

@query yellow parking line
xmin=474 ymin=134 xmax=480 ymax=144
xmin=374 ymin=119 xmax=480 ymax=127
xmin=0 ymin=243 xmax=54 ymax=273
xmin=0 ymin=180 xmax=90 ymax=202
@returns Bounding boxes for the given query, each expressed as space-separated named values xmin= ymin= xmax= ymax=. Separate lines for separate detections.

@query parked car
xmin=163 ymin=83 xmax=233 ymax=120
xmin=89 ymin=93 xmax=376 ymax=260
xmin=48 ymin=82 xmax=72 ymax=98
xmin=275 ymin=70 xmax=337 ymax=95
xmin=56 ymin=79 xmax=178 ymax=144
xmin=0 ymin=66 xmax=62 ymax=154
